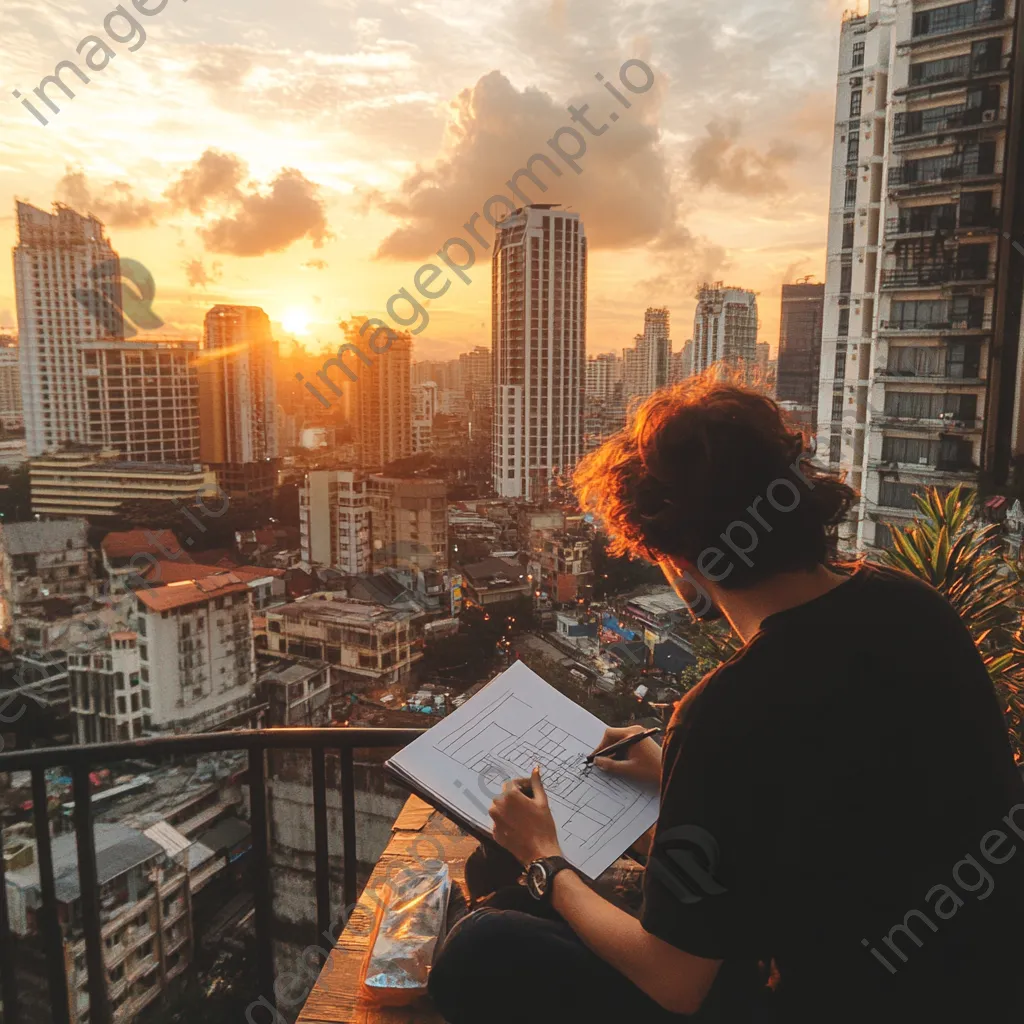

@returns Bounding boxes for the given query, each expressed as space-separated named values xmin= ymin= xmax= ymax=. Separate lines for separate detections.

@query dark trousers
xmin=429 ymin=884 xmax=771 ymax=1024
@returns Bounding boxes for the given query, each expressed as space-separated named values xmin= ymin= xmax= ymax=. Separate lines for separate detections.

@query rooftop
xmin=270 ymin=595 xmax=410 ymax=626
xmin=0 ymin=518 xmax=89 ymax=555
xmin=101 ymin=528 xmax=190 ymax=563
xmin=135 ymin=575 xmax=250 ymax=612
xmin=6 ymin=823 xmax=163 ymax=904
xmin=142 ymin=561 xmax=285 ymax=585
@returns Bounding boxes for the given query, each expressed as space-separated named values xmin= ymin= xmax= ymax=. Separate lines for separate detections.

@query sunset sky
xmin=0 ymin=0 xmax=856 ymax=361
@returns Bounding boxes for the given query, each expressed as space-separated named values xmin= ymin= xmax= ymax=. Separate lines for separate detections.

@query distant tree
xmin=0 ymin=464 xmax=32 ymax=523
xmin=591 ymin=533 xmax=663 ymax=599
xmin=882 ymin=485 xmax=1024 ymax=761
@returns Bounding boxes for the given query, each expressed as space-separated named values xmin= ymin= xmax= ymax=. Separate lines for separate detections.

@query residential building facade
xmin=585 ymin=353 xmax=623 ymax=400
xmin=817 ymin=0 xmax=1023 ymax=550
xmin=624 ymin=307 xmax=672 ymax=399
xmin=0 ymin=334 xmax=23 ymax=431
xmin=492 ymin=205 xmax=587 ymax=499
xmin=13 ymin=202 xmax=123 ymax=457
xmin=134 ymin=576 xmax=257 ymax=733
xmin=300 ymin=469 xmax=373 ymax=574
xmin=200 ymin=305 xmax=279 ymax=499
xmin=777 ymin=281 xmax=826 ymax=431
xmin=692 ymin=284 xmax=759 ymax=376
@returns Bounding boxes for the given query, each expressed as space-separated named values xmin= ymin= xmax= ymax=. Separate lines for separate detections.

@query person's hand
xmin=489 ymin=766 xmax=563 ymax=866
xmin=590 ymin=726 xmax=662 ymax=787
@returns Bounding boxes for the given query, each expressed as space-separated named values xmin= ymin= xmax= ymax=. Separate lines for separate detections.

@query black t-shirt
xmin=641 ymin=564 xmax=1024 ymax=1022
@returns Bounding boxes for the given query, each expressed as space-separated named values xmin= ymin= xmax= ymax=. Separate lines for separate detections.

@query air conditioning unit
xmin=982 ymin=109 xmax=997 ymax=123
xmin=918 ymin=457 xmax=929 ymax=465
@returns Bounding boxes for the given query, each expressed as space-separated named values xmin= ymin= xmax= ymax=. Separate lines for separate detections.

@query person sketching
xmin=429 ymin=371 xmax=1024 ymax=1023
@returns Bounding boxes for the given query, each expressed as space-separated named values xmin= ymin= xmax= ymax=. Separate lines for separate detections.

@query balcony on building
xmin=903 ymin=0 xmax=1011 ymax=49
xmin=879 ymin=303 xmax=993 ymax=336
xmin=880 ymin=258 xmax=996 ymax=290
xmin=896 ymin=40 xmax=1010 ymax=95
xmin=892 ymin=93 xmax=1005 ymax=146
xmin=887 ymin=143 xmax=1000 ymax=194
xmin=884 ymin=194 xmax=1002 ymax=240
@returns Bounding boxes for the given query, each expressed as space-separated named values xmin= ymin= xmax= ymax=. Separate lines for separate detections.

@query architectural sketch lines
xmin=431 ymin=691 xmax=652 ymax=853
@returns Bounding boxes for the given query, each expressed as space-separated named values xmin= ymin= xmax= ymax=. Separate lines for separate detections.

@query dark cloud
xmin=367 ymin=69 xmax=687 ymax=259
xmin=184 ymin=259 xmax=223 ymax=288
xmin=688 ymin=119 xmax=801 ymax=197
xmin=200 ymin=168 xmax=329 ymax=257
xmin=55 ymin=169 xmax=158 ymax=228
xmin=165 ymin=149 xmax=246 ymax=215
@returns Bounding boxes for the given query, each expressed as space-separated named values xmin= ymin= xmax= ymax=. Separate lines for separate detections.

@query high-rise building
xmin=692 ymin=284 xmax=759 ymax=376
xmin=82 ymin=340 xmax=200 ymax=463
xmin=459 ymin=345 xmax=493 ymax=445
xmin=199 ymin=305 xmax=279 ymax=498
xmin=300 ymin=469 xmax=446 ymax=572
xmin=586 ymin=353 xmax=623 ymax=399
xmin=14 ymin=202 xmax=122 ymax=456
xmin=492 ymin=205 xmax=587 ymax=499
xmin=672 ymin=339 xmax=695 ymax=383
xmin=412 ymin=381 xmax=440 ymax=454
xmin=816 ymin=0 xmax=1024 ymax=552
xmin=300 ymin=469 xmax=373 ymax=574
xmin=624 ymin=307 xmax=672 ymax=398
xmin=777 ymin=282 xmax=826 ymax=427
xmin=351 ymin=332 xmax=413 ymax=469
xmin=0 ymin=333 xmax=23 ymax=431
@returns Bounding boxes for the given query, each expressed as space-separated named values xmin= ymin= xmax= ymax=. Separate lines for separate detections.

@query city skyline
xmin=0 ymin=0 xmax=853 ymax=360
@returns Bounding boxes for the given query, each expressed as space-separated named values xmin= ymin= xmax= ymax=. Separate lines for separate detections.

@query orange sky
xmin=0 ymin=0 xmax=852 ymax=363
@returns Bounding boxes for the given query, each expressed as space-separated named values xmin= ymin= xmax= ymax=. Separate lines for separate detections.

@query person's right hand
xmin=590 ymin=725 xmax=662 ymax=787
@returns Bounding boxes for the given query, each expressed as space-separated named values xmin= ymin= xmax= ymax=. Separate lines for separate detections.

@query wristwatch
xmin=525 ymin=856 xmax=574 ymax=902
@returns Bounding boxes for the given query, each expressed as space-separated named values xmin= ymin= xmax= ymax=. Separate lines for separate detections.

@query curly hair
xmin=574 ymin=369 xmax=857 ymax=590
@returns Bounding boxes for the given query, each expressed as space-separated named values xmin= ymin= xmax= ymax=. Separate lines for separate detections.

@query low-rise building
xmin=461 ymin=557 xmax=530 ymax=609
xmin=4 ymin=822 xmax=192 ymax=1024
xmin=68 ymin=630 xmax=147 ymax=744
xmin=29 ymin=450 xmax=219 ymax=518
xmin=264 ymin=595 xmax=420 ymax=688
xmin=134 ymin=576 xmax=256 ymax=733
xmin=0 ymin=519 xmax=93 ymax=645
xmin=101 ymin=529 xmax=192 ymax=594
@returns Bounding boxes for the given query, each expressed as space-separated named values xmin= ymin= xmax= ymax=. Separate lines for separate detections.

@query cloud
xmin=165 ymin=149 xmax=246 ymax=216
xmin=303 ymin=259 xmax=328 ymax=270
xmin=164 ymin=150 xmax=331 ymax=257
xmin=55 ymin=169 xmax=158 ymax=229
xmin=688 ymin=119 xmax=801 ymax=197
xmin=184 ymin=259 xmax=223 ymax=288
xmin=366 ymin=69 xmax=687 ymax=259
xmin=199 ymin=168 xmax=329 ymax=257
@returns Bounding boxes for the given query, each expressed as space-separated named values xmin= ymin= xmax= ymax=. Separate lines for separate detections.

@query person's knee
xmin=430 ymin=910 xmax=508 ymax=1018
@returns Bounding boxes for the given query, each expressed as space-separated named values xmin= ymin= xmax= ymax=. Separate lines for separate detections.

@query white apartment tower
xmin=492 ymin=205 xmax=587 ymax=499
xmin=301 ymin=469 xmax=373 ymax=574
xmin=586 ymin=353 xmax=624 ymax=399
xmin=14 ymin=202 xmax=123 ymax=456
xmin=624 ymin=307 xmax=672 ymax=399
xmin=692 ymin=284 xmax=759 ymax=375
xmin=817 ymin=0 xmax=1023 ymax=551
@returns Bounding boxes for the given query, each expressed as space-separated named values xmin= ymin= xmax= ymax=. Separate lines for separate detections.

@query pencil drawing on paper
xmin=434 ymin=689 xmax=649 ymax=850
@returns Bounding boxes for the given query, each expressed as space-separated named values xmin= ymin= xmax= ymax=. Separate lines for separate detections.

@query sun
xmin=280 ymin=307 xmax=312 ymax=336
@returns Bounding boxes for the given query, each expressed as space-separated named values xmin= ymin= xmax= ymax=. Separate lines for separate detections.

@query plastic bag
xmin=360 ymin=860 xmax=451 ymax=1006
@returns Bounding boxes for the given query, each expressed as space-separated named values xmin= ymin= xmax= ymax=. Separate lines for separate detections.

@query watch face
xmin=526 ymin=861 xmax=548 ymax=900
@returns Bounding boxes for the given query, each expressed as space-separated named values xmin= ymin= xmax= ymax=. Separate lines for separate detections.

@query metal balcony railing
xmin=0 ymin=727 xmax=424 ymax=1024
xmin=894 ymin=104 xmax=1003 ymax=139
xmin=885 ymin=209 xmax=1002 ymax=237
xmin=879 ymin=312 xmax=993 ymax=332
xmin=888 ymin=154 xmax=998 ymax=187
xmin=880 ymin=261 xmax=996 ymax=288
xmin=910 ymin=0 xmax=1006 ymax=41
xmin=907 ymin=53 xmax=1009 ymax=87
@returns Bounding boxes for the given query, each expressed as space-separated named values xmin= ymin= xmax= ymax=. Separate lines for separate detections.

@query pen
xmin=585 ymin=728 xmax=661 ymax=765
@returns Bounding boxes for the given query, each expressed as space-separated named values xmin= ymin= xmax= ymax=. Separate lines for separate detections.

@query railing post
xmin=311 ymin=747 xmax=331 ymax=942
xmin=71 ymin=764 xmax=110 ymax=1024
xmin=339 ymin=747 xmax=358 ymax=912
xmin=248 ymin=746 xmax=276 ymax=1011
xmin=31 ymin=769 xmax=71 ymax=1024
xmin=0 ymin=821 xmax=22 ymax=1024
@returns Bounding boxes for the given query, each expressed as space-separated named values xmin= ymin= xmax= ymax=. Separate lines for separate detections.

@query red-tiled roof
xmin=142 ymin=561 xmax=285 ymax=585
xmin=101 ymin=529 xmax=191 ymax=563
xmin=135 ymin=577 xmax=249 ymax=612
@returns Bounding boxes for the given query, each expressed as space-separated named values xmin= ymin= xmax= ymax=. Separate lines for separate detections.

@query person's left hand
xmin=489 ymin=765 xmax=563 ymax=866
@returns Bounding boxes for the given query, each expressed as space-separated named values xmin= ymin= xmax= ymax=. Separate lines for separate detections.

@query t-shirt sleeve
xmin=640 ymin=680 xmax=761 ymax=961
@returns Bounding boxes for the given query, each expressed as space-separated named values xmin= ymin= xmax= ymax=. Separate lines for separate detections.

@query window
xmin=846 ymin=132 xmax=861 ymax=164
xmin=851 ymin=41 xmax=865 ymax=69
xmin=842 ymin=219 xmax=855 ymax=249
xmin=139 ymin=644 xmax=148 ymax=661
xmin=838 ymin=308 xmax=851 ymax=336
xmin=829 ymin=436 xmax=842 ymax=463
xmin=844 ymin=178 xmax=858 ymax=208
xmin=840 ymin=264 xmax=853 ymax=295
xmin=849 ymin=90 xmax=862 ymax=117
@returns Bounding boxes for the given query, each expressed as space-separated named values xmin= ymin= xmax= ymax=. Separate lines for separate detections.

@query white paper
xmin=387 ymin=661 xmax=660 ymax=879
